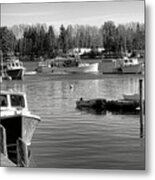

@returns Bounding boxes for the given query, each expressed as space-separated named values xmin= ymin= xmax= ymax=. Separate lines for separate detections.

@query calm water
xmin=1 ymin=72 xmax=145 ymax=170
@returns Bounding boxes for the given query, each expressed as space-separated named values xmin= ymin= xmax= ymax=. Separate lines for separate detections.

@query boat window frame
xmin=16 ymin=62 xmax=19 ymax=67
xmin=0 ymin=94 xmax=8 ymax=107
xmin=10 ymin=94 xmax=25 ymax=108
xmin=12 ymin=62 xmax=15 ymax=67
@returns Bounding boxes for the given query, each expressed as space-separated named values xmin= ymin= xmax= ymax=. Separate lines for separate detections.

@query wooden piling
xmin=0 ymin=125 xmax=8 ymax=157
xmin=139 ymin=79 xmax=143 ymax=138
xmin=16 ymin=138 xmax=29 ymax=167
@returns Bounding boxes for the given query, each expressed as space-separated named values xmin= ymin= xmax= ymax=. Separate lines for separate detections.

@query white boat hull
xmin=122 ymin=64 xmax=143 ymax=74
xmin=24 ymin=71 xmax=37 ymax=76
xmin=64 ymin=63 xmax=99 ymax=73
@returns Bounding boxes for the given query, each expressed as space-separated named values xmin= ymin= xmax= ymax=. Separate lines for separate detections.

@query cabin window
xmin=124 ymin=60 xmax=128 ymax=63
xmin=130 ymin=60 xmax=133 ymax=63
xmin=16 ymin=62 xmax=19 ymax=67
xmin=0 ymin=95 xmax=7 ymax=107
xmin=20 ymin=62 xmax=23 ymax=66
xmin=10 ymin=95 xmax=25 ymax=108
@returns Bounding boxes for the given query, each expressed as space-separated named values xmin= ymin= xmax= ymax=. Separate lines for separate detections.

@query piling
xmin=0 ymin=125 xmax=8 ymax=157
xmin=139 ymin=79 xmax=143 ymax=138
xmin=17 ymin=138 xmax=29 ymax=167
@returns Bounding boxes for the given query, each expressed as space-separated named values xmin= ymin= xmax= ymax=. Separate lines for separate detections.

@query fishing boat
xmin=1 ymin=54 xmax=25 ymax=80
xmin=36 ymin=56 xmax=99 ymax=74
xmin=0 ymin=90 xmax=41 ymax=145
xmin=120 ymin=57 xmax=143 ymax=74
xmin=0 ymin=90 xmax=41 ymax=165
xmin=101 ymin=57 xmax=143 ymax=74
xmin=5 ymin=57 xmax=25 ymax=80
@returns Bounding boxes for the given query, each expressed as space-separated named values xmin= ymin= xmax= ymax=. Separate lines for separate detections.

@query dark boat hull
xmin=0 ymin=114 xmax=40 ymax=165
xmin=0 ymin=114 xmax=40 ymax=146
xmin=6 ymin=69 xmax=24 ymax=80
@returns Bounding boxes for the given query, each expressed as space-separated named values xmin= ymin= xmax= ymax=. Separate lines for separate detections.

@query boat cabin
xmin=122 ymin=57 xmax=139 ymax=66
xmin=6 ymin=59 xmax=24 ymax=70
xmin=0 ymin=90 xmax=29 ymax=117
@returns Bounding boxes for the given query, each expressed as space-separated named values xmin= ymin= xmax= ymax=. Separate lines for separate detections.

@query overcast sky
xmin=1 ymin=0 xmax=145 ymax=29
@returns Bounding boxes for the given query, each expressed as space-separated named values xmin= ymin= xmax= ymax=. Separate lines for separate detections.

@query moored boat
xmin=5 ymin=57 xmax=25 ymax=80
xmin=101 ymin=57 xmax=143 ymax=74
xmin=120 ymin=57 xmax=143 ymax=74
xmin=0 ymin=90 xmax=41 ymax=165
xmin=36 ymin=56 xmax=99 ymax=74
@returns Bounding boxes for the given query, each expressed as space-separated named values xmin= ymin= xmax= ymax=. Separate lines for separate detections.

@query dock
xmin=76 ymin=79 xmax=144 ymax=115
xmin=76 ymin=98 xmax=140 ymax=114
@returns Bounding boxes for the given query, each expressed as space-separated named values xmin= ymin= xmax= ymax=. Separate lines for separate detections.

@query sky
xmin=1 ymin=0 xmax=145 ymax=29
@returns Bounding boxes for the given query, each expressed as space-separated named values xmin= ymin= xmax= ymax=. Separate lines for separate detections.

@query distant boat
xmin=64 ymin=63 xmax=99 ymax=73
xmin=120 ymin=57 xmax=143 ymax=74
xmin=101 ymin=57 xmax=143 ymax=74
xmin=36 ymin=56 xmax=99 ymax=74
xmin=5 ymin=57 xmax=25 ymax=80
xmin=24 ymin=71 xmax=37 ymax=76
xmin=35 ymin=59 xmax=52 ymax=73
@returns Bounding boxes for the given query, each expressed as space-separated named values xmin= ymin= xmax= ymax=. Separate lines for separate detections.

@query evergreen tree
xmin=0 ymin=27 xmax=16 ymax=57
xmin=45 ymin=26 xmax=56 ymax=58
xmin=58 ymin=25 xmax=68 ymax=54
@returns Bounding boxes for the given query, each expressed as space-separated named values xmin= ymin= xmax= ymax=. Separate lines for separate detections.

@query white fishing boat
xmin=36 ymin=56 xmax=99 ymax=74
xmin=0 ymin=90 xmax=41 ymax=146
xmin=102 ymin=57 xmax=143 ymax=74
xmin=5 ymin=58 xmax=25 ymax=80
xmin=1 ymin=51 xmax=25 ymax=80
xmin=120 ymin=57 xmax=143 ymax=74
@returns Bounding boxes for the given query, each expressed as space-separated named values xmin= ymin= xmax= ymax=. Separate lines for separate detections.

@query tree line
xmin=0 ymin=21 xmax=145 ymax=61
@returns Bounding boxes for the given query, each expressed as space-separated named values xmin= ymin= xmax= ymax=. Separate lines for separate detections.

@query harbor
xmin=0 ymin=1 xmax=145 ymax=170
xmin=0 ymin=65 xmax=145 ymax=169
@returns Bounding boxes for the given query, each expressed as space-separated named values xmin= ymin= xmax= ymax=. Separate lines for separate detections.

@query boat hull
xmin=101 ymin=60 xmax=143 ymax=74
xmin=6 ymin=69 xmax=25 ymax=80
xmin=0 ymin=114 xmax=40 ymax=146
xmin=64 ymin=63 xmax=99 ymax=73
xmin=121 ymin=64 xmax=142 ymax=74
